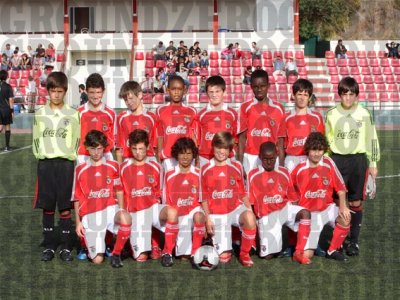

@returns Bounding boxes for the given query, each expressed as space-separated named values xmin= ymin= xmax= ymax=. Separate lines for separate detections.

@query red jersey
xmin=238 ymin=99 xmax=285 ymax=155
xmin=72 ymin=159 xmax=121 ymax=217
xmin=78 ymin=103 xmax=116 ymax=155
xmin=156 ymin=103 xmax=197 ymax=160
xmin=164 ymin=165 xmax=200 ymax=216
xmin=116 ymin=109 xmax=157 ymax=158
xmin=120 ymin=158 xmax=161 ymax=212
xmin=291 ymin=157 xmax=346 ymax=212
xmin=248 ymin=165 xmax=298 ymax=218
xmin=200 ymin=158 xmax=246 ymax=214
xmin=196 ymin=104 xmax=238 ymax=159
xmin=280 ymin=108 xmax=325 ymax=156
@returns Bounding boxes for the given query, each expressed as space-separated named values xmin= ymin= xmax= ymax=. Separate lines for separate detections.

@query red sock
xmin=232 ymin=226 xmax=241 ymax=245
xmin=163 ymin=221 xmax=179 ymax=254
xmin=288 ymin=228 xmax=297 ymax=247
xmin=105 ymin=230 xmax=114 ymax=248
xmin=295 ymin=219 xmax=311 ymax=252
xmin=240 ymin=228 xmax=256 ymax=257
xmin=328 ymin=224 xmax=350 ymax=253
xmin=151 ymin=228 xmax=161 ymax=249
xmin=80 ymin=237 xmax=86 ymax=248
xmin=112 ymin=224 xmax=131 ymax=256
xmin=191 ymin=223 xmax=205 ymax=256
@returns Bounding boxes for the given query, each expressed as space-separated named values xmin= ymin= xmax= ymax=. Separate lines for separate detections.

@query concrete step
xmin=307 ymin=61 xmax=326 ymax=67
xmin=308 ymin=70 xmax=327 ymax=75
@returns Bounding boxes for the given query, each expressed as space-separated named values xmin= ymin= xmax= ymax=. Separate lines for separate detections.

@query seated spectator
xmin=178 ymin=40 xmax=188 ymax=53
xmin=200 ymin=50 xmax=209 ymax=68
xmin=285 ymin=56 xmax=298 ymax=79
xmin=3 ymin=43 xmax=13 ymax=60
xmin=221 ymin=43 xmax=234 ymax=61
xmin=140 ymin=73 xmax=154 ymax=94
xmin=243 ymin=66 xmax=252 ymax=85
xmin=153 ymin=41 xmax=166 ymax=61
xmin=36 ymin=44 xmax=45 ymax=63
xmin=45 ymin=43 xmax=55 ymax=62
xmin=335 ymin=39 xmax=347 ymax=59
xmin=189 ymin=41 xmax=201 ymax=56
xmin=188 ymin=53 xmax=200 ymax=69
xmin=233 ymin=42 xmax=241 ymax=59
xmin=386 ymin=41 xmax=400 ymax=58
xmin=153 ymin=74 xmax=165 ymax=93
xmin=157 ymin=67 xmax=167 ymax=84
xmin=176 ymin=63 xmax=190 ymax=87
xmin=0 ymin=54 xmax=9 ymax=71
xmin=273 ymin=54 xmax=286 ymax=79
xmin=199 ymin=75 xmax=207 ymax=94
xmin=251 ymin=42 xmax=261 ymax=60
xmin=20 ymin=53 xmax=32 ymax=70
xmin=39 ymin=70 xmax=48 ymax=87
xmin=175 ymin=48 xmax=189 ymax=70
xmin=166 ymin=41 xmax=177 ymax=57
xmin=26 ymin=45 xmax=34 ymax=58
xmin=10 ymin=50 xmax=21 ymax=70
xmin=32 ymin=54 xmax=43 ymax=70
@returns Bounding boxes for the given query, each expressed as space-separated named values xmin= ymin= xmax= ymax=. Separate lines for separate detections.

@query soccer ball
xmin=193 ymin=245 xmax=219 ymax=271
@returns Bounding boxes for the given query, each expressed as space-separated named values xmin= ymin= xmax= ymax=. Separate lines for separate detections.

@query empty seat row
xmin=327 ymin=58 xmax=400 ymax=68
xmin=325 ymin=50 xmax=389 ymax=59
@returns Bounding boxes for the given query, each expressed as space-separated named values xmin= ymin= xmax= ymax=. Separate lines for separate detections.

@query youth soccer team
xmin=32 ymin=68 xmax=380 ymax=268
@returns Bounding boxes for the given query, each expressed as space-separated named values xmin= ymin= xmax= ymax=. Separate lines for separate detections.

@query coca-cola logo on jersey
xmin=305 ymin=189 xmax=327 ymax=199
xmin=131 ymin=187 xmax=152 ymax=197
xmin=263 ymin=195 xmax=283 ymax=204
xmin=43 ymin=128 xmax=68 ymax=139
xmin=336 ymin=129 xmax=359 ymax=140
xmin=205 ymin=132 xmax=214 ymax=141
xmin=292 ymin=137 xmax=306 ymax=147
xmin=212 ymin=189 xmax=233 ymax=199
xmin=250 ymin=128 xmax=271 ymax=137
xmin=166 ymin=125 xmax=187 ymax=135
xmin=88 ymin=189 xmax=110 ymax=199
xmin=177 ymin=196 xmax=194 ymax=207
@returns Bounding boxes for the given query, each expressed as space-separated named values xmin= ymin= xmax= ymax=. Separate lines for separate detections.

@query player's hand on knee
xmin=75 ymin=222 xmax=85 ymax=238
xmin=339 ymin=206 xmax=351 ymax=223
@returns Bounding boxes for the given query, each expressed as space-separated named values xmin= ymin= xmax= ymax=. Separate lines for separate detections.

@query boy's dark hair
xmin=338 ymin=76 xmax=359 ymax=96
xmin=250 ymin=69 xmax=269 ymax=84
xmin=79 ymin=84 xmax=85 ymax=90
xmin=292 ymin=78 xmax=313 ymax=96
xmin=0 ymin=70 xmax=8 ymax=81
xmin=212 ymin=131 xmax=234 ymax=152
xmin=304 ymin=132 xmax=328 ymax=155
xmin=259 ymin=141 xmax=277 ymax=156
xmin=119 ymin=81 xmax=142 ymax=99
xmin=46 ymin=72 xmax=68 ymax=91
xmin=84 ymin=130 xmax=109 ymax=148
xmin=205 ymin=75 xmax=226 ymax=92
xmin=167 ymin=75 xmax=185 ymax=88
xmin=171 ymin=137 xmax=198 ymax=160
xmin=128 ymin=129 xmax=149 ymax=147
xmin=86 ymin=73 xmax=105 ymax=91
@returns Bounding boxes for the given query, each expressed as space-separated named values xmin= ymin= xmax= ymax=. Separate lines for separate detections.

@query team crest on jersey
xmin=356 ymin=120 xmax=362 ymax=128
xmin=322 ymin=177 xmax=329 ymax=186
xmin=230 ymin=177 xmax=236 ymax=186
xmin=102 ymin=123 xmax=109 ymax=132
xmin=148 ymin=175 xmax=155 ymax=184
xmin=184 ymin=116 xmax=191 ymax=123
xmin=63 ymin=119 xmax=70 ymax=126
xmin=191 ymin=185 xmax=197 ymax=194
xmin=106 ymin=177 xmax=112 ymax=185
xmin=226 ymin=122 xmax=231 ymax=129
xmin=270 ymin=119 xmax=275 ymax=127
xmin=278 ymin=184 xmax=283 ymax=192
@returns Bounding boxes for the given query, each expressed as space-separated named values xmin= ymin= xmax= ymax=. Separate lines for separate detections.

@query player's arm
xmin=277 ymin=137 xmax=285 ymax=167
xmin=115 ymin=148 xmax=123 ymax=164
xmin=237 ymin=131 xmax=246 ymax=163
xmin=337 ymin=190 xmax=351 ymax=223
xmin=73 ymin=201 xmax=85 ymax=238
xmin=365 ymin=112 xmax=380 ymax=179
xmin=157 ymin=136 xmax=163 ymax=163
xmin=201 ymin=200 xmax=214 ymax=235
xmin=116 ymin=190 xmax=124 ymax=209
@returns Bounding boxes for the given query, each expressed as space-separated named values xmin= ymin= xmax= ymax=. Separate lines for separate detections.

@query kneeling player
xmin=248 ymin=142 xmax=311 ymax=264
xmin=200 ymin=131 xmax=257 ymax=267
xmin=120 ymin=129 xmax=179 ymax=267
xmin=73 ymin=130 xmax=132 ymax=268
xmin=291 ymin=132 xmax=351 ymax=262
xmin=164 ymin=137 xmax=205 ymax=259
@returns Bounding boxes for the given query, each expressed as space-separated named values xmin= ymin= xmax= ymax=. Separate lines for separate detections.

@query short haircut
xmin=84 ymin=130 xmax=109 ymax=148
xmin=250 ymin=69 xmax=269 ymax=84
xmin=119 ymin=81 xmax=142 ymax=99
xmin=167 ymin=75 xmax=185 ymax=87
xmin=212 ymin=131 xmax=234 ymax=151
xmin=86 ymin=73 xmax=105 ymax=91
xmin=46 ymin=72 xmax=68 ymax=91
xmin=128 ymin=129 xmax=149 ymax=147
xmin=79 ymin=84 xmax=85 ymax=90
xmin=205 ymin=75 xmax=226 ymax=92
xmin=292 ymin=78 xmax=313 ymax=96
xmin=0 ymin=70 xmax=8 ymax=81
xmin=338 ymin=76 xmax=359 ymax=96
xmin=304 ymin=132 xmax=328 ymax=154
xmin=259 ymin=141 xmax=277 ymax=156
xmin=171 ymin=137 xmax=198 ymax=160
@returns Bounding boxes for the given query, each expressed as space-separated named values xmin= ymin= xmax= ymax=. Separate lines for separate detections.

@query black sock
xmin=5 ymin=130 xmax=10 ymax=148
xmin=43 ymin=210 xmax=55 ymax=250
xmin=59 ymin=212 xmax=72 ymax=250
xmin=350 ymin=210 xmax=362 ymax=244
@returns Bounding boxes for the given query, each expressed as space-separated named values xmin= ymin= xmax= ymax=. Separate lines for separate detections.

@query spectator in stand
xmin=233 ymin=42 xmax=241 ymax=59
xmin=335 ymin=39 xmax=347 ymax=59
xmin=27 ymin=75 xmax=36 ymax=112
xmin=175 ymin=48 xmax=189 ymax=70
xmin=0 ymin=54 xmax=9 ymax=71
xmin=188 ymin=53 xmax=200 ymax=70
xmin=200 ymin=50 xmax=209 ymax=68
xmin=45 ymin=43 xmax=55 ymax=62
xmin=273 ymin=54 xmax=286 ymax=79
xmin=20 ymin=53 xmax=32 ymax=70
xmin=79 ymin=84 xmax=88 ymax=105
xmin=166 ymin=41 xmax=177 ymax=57
xmin=243 ymin=66 xmax=252 ymax=85
xmin=285 ymin=55 xmax=298 ymax=80
xmin=386 ymin=41 xmax=400 ymax=58
xmin=10 ymin=50 xmax=21 ymax=70
xmin=153 ymin=41 xmax=166 ymax=62
xmin=221 ymin=43 xmax=234 ymax=61
xmin=199 ymin=75 xmax=207 ymax=94
xmin=39 ymin=69 xmax=49 ymax=87
xmin=251 ymin=42 xmax=261 ymax=60
xmin=33 ymin=54 xmax=43 ymax=70
xmin=140 ymin=73 xmax=154 ymax=94
xmin=189 ymin=41 xmax=201 ymax=56
xmin=178 ymin=40 xmax=188 ymax=53
xmin=158 ymin=67 xmax=167 ymax=84
xmin=3 ymin=44 xmax=13 ymax=60
xmin=154 ymin=74 xmax=165 ymax=93
xmin=36 ymin=44 xmax=46 ymax=63
xmin=176 ymin=63 xmax=190 ymax=87
xmin=26 ymin=45 xmax=34 ymax=58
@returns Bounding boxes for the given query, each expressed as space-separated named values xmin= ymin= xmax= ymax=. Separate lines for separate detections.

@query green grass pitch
xmin=0 ymin=132 xmax=399 ymax=299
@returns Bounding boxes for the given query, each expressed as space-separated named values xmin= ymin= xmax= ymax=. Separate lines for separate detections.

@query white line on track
xmin=0 ymin=195 xmax=33 ymax=199
xmin=0 ymin=145 xmax=32 ymax=155
xmin=377 ymin=174 xmax=400 ymax=179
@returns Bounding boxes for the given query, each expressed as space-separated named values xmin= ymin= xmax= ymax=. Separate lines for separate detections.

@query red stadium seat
xmin=278 ymin=84 xmax=288 ymax=94
xmin=145 ymin=60 xmax=154 ymax=68
xmin=155 ymin=60 xmax=166 ymax=68
xmin=188 ymin=76 xmax=198 ymax=85
xmin=393 ymin=66 xmax=400 ymax=75
xmin=330 ymin=75 xmax=340 ymax=84
xmin=382 ymin=67 xmax=393 ymax=75
xmin=242 ymin=59 xmax=251 ymax=67
xmin=377 ymin=51 xmax=387 ymax=58
xmin=36 ymin=96 xmax=47 ymax=105
xmin=358 ymin=58 xmax=368 ymax=67
xmin=220 ymin=67 xmax=230 ymax=76
xmin=360 ymin=67 xmax=371 ymax=75
xmin=145 ymin=52 xmax=153 ymax=60
xmin=297 ymin=67 xmax=307 ymax=76
xmin=296 ymin=59 xmax=306 ymax=67
xmin=374 ymin=75 xmax=384 ymax=84
xmin=353 ymin=75 xmax=362 ymax=83
xmin=363 ymin=75 xmax=373 ymax=84
xmin=380 ymin=58 xmax=390 ymax=67
xmin=21 ymin=70 xmax=31 ymax=79
xmin=199 ymin=93 xmax=208 ymax=103
xmin=274 ymin=51 xmax=283 ymax=58
xmin=233 ymin=93 xmax=244 ymax=103
xmin=210 ymin=68 xmax=219 ymax=76
xmin=220 ymin=60 xmax=230 ymax=67
xmin=379 ymin=92 xmax=389 ymax=102
xmin=347 ymin=58 xmax=357 ymax=67
xmin=144 ymin=68 xmax=154 ymax=77
xmin=135 ymin=52 xmax=144 ymax=60
xmin=349 ymin=67 xmax=360 ymax=75
xmin=198 ymin=68 xmax=209 ymax=76
xmin=241 ymin=51 xmax=252 ymax=59
xmin=346 ymin=51 xmax=355 ymax=58
xmin=244 ymin=84 xmax=253 ymax=93
xmin=387 ymin=83 xmax=398 ymax=92
xmin=252 ymin=59 xmax=262 ymax=67
xmin=231 ymin=67 xmax=242 ymax=77
xmin=357 ymin=51 xmax=367 ymax=58
xmin=8 ymin=78 xmax=17 ymax=88
xmin=371 ymin=67 xmax=381 ymax=75
xmin=367 ymin=51 xmax=376 ymax=58
xmin=389 ymin=92 xmax=400 ymax=101
xmin=391 ymin=59 xmax=400 ymax=67
xmin=153 ymin=94 xmax=164 ymax=104
xmin=269 ymin=93 xmax=278 ymax=101
xmin=276 ymin=76 xmax=287 ymax=84
xmin=231 ymin=60 xmax=241 ymax=67
xmin=265 ymin=67 xmax=274 ymax=76
xmin=295 ymin=51 xmax=304 ymax=59
xmin=376 ymin=83 xmax=386 ymax=92
xmin=223 ymin=93 xmax=232 ymax=103
xmin=369 ymin=58 xmax=379 ymax=67
xmin=364 ymin=84 xmax=375 ymax=92
xmin=19 ymin=78 xmax=28 ymax=87
xmin=325 ymin=51 xmax=335 ymax=58
xmin=142 ymin=93 xmax=152 ymax=104
xmin=328 ymin=67 xmax=338 ymax=75
xmin=233 ymin=85 xmax=243 ymax=94
xmin=38 ymin=86 xmax=48 ymax=97
xmin=263 ymin=51 xmax=272 ymax=59
xmin=210 ymin=60 xmax=219 ymax=68
xmin=209 ymin=51 xmax=219 ymax=60
xmin=287 ymin=75 xmax=298 ymax=84
xmin=385 ymin=75 xmax=395 ymax=84
xmin=268 ymin=75 xmax=276 ymax=84
xmin=245 ymin=92 xmax=254 ymax=102
xmin=56 ymin=54 xmax=65 ymax=62
xmin=187 ymin=94 xmax=199 ymax=104
xmin=284 ymin=51 xmax=294 ymax=59
xmin=326 ymin=59 xmax=336 ymax=67
xmin=268 ymin=84 xmax=277 ymax=93
xmin=263 ymin=59 xmax=273 ymax=67
xmin=223 ymin=77 xmax=231 ymax=85
xmin=367 ymin=93 xmax=378 ymax=102
xmin=337 ymin=59 xmax=347 ymax=67
xmin=188 ymin=85 xmax=198 ymax=94
xmin=339 ymin=67 xmax=349 ymax=75
xmin=10 ymin=70 xmax=20 ymax=79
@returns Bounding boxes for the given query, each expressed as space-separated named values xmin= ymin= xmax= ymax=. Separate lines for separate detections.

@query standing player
xmin=77 ymin=73 xmax=116 ymax=163
xmin=196 ymin=75 xmax=238 ymax=167
xmin=291 ymin=132 xmax=351 ymax=262
xmin=325 ymin=77 xmax=380 ymax=256
xmin=200 ymin=131 xmax=256 ymax=267
xmin=32 ymin=72 xmax=80 ymax=261
xmin=280 ymin=79 xmax=325 ymax=172
xmin=164 ymin=137 xmax=205 ymax=259
xmin=72 ymin=130 xmax=132 ymax=268
xmin=238 ymin=69 xmax=285 ymax=174
xmin=248 ymin=142 xmax=311 ymax=264
xmin=0 ymin=70 xmax=14 ymax=151
xmin=115 ymin=80 xmax=157 ymax=163
xmin=156 ymin=75 xmax=197 ymax=171
xmin=120 ymin=129 xmax=179 ymax=267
